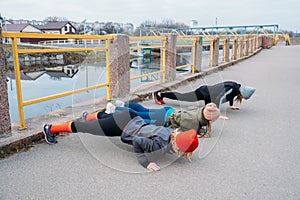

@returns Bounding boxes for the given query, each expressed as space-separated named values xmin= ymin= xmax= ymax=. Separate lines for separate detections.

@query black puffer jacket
xmin=199 ymin=81 xmax=241 ymax=107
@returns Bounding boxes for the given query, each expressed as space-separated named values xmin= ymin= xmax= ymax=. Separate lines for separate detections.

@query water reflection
xmin=7 ymin=64 xmax=107 ymax=122
xmin=7 ymin=59 xmax=165 ymax=122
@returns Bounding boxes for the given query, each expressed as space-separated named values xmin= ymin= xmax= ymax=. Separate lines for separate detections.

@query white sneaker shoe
xmin=105 ymin=102 xmax=116 ymax=114
xmin=115 ymin=100 xmax=125 ymax=107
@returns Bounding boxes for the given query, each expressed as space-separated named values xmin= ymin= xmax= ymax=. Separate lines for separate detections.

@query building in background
xmin=2 ymin=23 xmax=43 ymax=43
xmin=190 ymin=20 xmax=198 ymax=28
xmin=40 ymin=21 xmax=76 ymax=34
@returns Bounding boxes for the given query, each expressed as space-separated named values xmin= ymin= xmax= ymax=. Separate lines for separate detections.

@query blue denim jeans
xmin=115 ymin=102 xmax=175 ymax=126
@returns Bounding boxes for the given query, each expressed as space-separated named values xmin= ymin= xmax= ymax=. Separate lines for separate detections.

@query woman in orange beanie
xmin=43 ymin=110 xmax=199 ymax=171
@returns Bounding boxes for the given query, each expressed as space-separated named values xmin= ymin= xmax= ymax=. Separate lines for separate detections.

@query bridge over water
xmin=0 ymin=44 xmax=299 ymax=199
xmin=141 ymin=24 xmax=280 ymax=37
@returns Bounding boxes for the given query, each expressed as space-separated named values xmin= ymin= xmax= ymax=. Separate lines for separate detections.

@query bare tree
xmin=139 ymin=19 xmax=187 ymax=29
xmin=140 ymin=20 xmax=157 ymax=28
xmin=43 ymin=16 xmax=69 ymax=22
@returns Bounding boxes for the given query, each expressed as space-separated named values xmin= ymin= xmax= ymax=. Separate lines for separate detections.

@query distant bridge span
xmin=141 ymin=24 xmax=280 ymax=38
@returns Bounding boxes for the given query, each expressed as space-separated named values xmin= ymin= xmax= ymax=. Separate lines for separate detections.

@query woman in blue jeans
xmin=83 ymin=101 xmax=220 ymax=137
xmin=116 ymin=102 xmax=175 ymax=126
xmin=85 ymin=102 xmax=175 ymax=127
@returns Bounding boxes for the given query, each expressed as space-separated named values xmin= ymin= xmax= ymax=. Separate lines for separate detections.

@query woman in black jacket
xmin=43 ymin=110 xmax=199 ymax=171
xmin=153 ymin=81 xmax=256 ymax=110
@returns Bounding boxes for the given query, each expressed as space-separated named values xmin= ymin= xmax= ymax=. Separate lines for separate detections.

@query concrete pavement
xmin=1 ymin=46 xmax=300 ymax=199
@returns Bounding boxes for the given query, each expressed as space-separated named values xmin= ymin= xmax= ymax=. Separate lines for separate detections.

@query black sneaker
xmin=43 ymin=124 xmax=57 ymax=144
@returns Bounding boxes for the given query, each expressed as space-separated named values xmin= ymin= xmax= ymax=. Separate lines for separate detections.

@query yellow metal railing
xmin=2 ymin=32 xmax=114 ymax=129
xmin=210 ymin=38 xmax=215 ymax=67
xmin=176 ymin=37 xmax=197 ymax=73
xmin=129 ymin=36 xmax=217 ymax=76
xmin=2 ymin=32 xmax=263 ymax=130
xmin=129 ymin=36 xmax=167 ymax=82
xmin=201 ymin=40 xmax=211 ymax=66
xmin=219 ymin=38 xmax=226 ymax=62
xmin=177 ymin=37 xmax=217 ymax=70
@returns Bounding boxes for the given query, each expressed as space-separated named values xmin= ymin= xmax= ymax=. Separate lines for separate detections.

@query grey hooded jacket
xmin=121 ymin=116 xmax=174 ymax=168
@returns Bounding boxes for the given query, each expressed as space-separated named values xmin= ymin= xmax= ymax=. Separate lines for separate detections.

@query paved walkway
xmin=1 ymin=46 xmax=300 ymax=199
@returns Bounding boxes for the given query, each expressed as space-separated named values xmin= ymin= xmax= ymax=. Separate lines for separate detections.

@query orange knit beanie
xmin=175 ymin=129 xmax=199 ymax=152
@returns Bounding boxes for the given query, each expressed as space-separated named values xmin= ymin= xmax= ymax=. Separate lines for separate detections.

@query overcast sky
xmin=1 ymin=0 xmax=299 ymax=32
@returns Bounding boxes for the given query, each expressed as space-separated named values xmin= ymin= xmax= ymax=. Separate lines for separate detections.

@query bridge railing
xmin=129 ymin=36 xmax=214 ymax=81
xmin=129 ymin=36 xmax=167 ymax=82
xmin=2 ymin=32 xmax=264 ymax=129
xmin=175 ymin=37 xmax=198 ymax=72
xmin=2 ymin=32 xmax=114 ymax=129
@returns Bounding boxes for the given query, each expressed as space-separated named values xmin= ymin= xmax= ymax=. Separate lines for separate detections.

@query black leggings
xmin=160 ymin=86 xmax=207 ymax=102
xmin=72 ymin=110 xmax=137 ymax=137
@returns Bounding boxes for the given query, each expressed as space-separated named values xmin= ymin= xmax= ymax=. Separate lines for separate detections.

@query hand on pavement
xmin=219 ymin=115 xmax=230 ymax=120
xmin=147 ymin=162 xmax=160 ymax=171
xmin=229 ymin=106 xmax=240 ymax=110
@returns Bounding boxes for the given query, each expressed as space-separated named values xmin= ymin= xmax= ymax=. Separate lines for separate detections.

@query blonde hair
xmin=170 ymin=131 xmax=193 ymax=161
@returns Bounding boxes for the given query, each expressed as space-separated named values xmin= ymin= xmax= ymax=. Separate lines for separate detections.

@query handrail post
xmin=255 ymin=36 xmax=259 ymax=50
xmin=249 ymin=38 xmax=253 ymax=53
xmin=238 ymin=38 xmax=243 ymax=58
xmin=191 ymin=38 xmax=196 ymax=73
xmin=193 ymin=36 xmax=202 ymax=73
xmin=11 ymin=37 xmax=26 ymax=129
xmin=223 ymin=38 xmax=230 ymax=62
xmin=106 ymin=39 xmax=111 ymax=100
xmin=209 ymin=39 xmax=214 ymax=67
xmin=108 ymin=34 xmax=130 ymax=99
xmin=243 ymin=38 xmax=249 ymax=56
xmin=259 ymin=36 xmax=263 ymax=48
xmin=258 ymin=36 xmax=261 ymax=49
xmin=0 ymin=26 xmax=12 ymax=135
xmin=161 ymin=33 xmax=176 ymax=82
xmin=211 ymin=37 xmax=219 ymax=67
xmin=231 ymin=38 xmax=238 ymax=60
xmin=223 ymin=38 xmax=226 ymax=62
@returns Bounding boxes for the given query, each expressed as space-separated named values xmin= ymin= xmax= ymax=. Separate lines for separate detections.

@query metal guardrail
xmin=176 ymin=37 xmax=197 ymax=73
xmin=128 ymin=35 xmax=260 ymax=82
xmin=2 ymin=32 xmax=262 ymax=129
xmin=129 ymin=36 xmax=167 ymax=82
xmin=2 ymin=32 xmax=114 ymax=129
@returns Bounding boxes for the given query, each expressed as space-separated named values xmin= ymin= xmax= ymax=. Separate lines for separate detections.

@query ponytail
xmin=235 ymin=92 xmax=243 ymax=104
